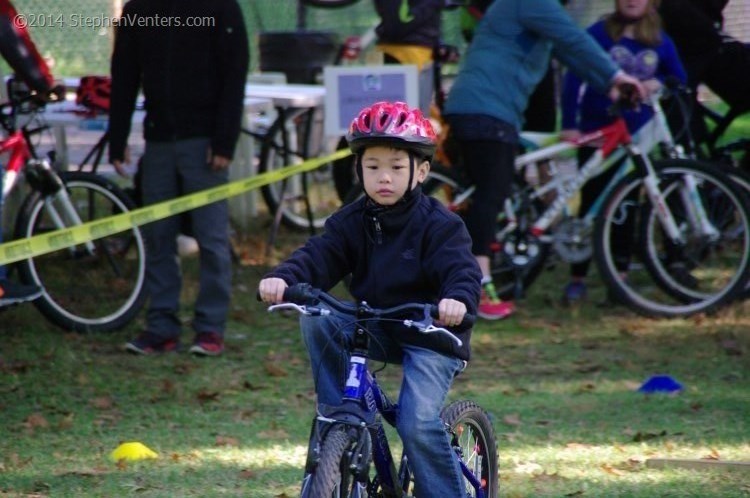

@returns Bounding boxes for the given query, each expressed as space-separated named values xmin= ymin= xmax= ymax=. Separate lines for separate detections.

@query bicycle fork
xmin=26 ymin=160 xmax=98 ymax=255
xmin=630 ymin=147 xmax=717 ymax=244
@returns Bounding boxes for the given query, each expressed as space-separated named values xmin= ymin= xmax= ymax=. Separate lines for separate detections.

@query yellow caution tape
xmin=0 ymin=148 xmax=352 ymax=266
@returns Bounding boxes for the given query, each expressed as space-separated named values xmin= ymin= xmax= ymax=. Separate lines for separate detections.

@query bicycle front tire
xmin=15 ymin=172 xmax=147 ymax=332
xmin=441 ymin=400 xmax=499 ymax=498
xmin=595 ymin=159 xmax=750 ymax=317
xmin=307 ymin=425 xmax=363 ymax=497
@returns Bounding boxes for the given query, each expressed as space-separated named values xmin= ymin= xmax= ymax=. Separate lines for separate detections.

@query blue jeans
xmin=140 ymin=138 xmax=232 ymax=337
xmin=301 ymin=308 xmax=466 ymax=496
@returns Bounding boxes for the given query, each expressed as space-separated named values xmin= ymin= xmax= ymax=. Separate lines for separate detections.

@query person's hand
xmin=50 ymin=84 xmax=67 ymax=102
xmin=112 ymin=147 xmax=133 ymax=177
xmin=642 ymin=78 xmax=663 ymax=98
xmin=608 ymin=71 xmax=646 ymax=105
xmin=559 ymin=129 xmax=582 ymax=142
xmin=437 ymin=298 xmax=467 ymax=328
xmin=207 ymin=148 xmax=231 ymax=171
xmin=258 ymin=277 xmax=288 ymax=304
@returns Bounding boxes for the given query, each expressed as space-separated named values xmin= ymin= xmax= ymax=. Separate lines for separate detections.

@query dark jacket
xmin=266 ymin=188 xmax=482 ymax=361
xmin=374 ymin=0 xmax=443 ymax=48
xmin=109 ymin=0 xmax=249 ymax=162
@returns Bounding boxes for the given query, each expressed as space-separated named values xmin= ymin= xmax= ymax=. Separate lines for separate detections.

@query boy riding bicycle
xmin=258 ymin=101 xmax=482 ymax=496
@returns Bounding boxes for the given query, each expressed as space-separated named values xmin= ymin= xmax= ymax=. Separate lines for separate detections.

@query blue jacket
xmin=266 ymin=188 xmax=482 ymax=360
xmin=445 ymin=0 xmax=619 ymax=132
xmin=561 ymin=20 xmax=687 ymax=134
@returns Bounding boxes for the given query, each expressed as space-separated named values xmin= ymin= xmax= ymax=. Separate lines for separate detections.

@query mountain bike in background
xmin=0 ymin=81 xmax=146 ymax=332
xmin=420 ymin=89 xmax=750 ymax=318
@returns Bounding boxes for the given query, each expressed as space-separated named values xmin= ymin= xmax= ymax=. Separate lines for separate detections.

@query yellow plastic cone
xmin=110 ymin=441 xmax=159 ymax=462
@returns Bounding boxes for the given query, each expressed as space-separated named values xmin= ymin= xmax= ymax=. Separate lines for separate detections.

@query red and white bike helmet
xmin=346 ymin=101 xmax=437 ymax=158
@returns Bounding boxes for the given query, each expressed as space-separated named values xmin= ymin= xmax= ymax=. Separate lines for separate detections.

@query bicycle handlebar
xmin=268 ymin=283 xmax=474 ymax=348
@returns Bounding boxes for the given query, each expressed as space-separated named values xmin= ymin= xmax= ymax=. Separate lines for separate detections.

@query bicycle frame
xmin=1 ymin=130 xmax=32 ymax=198
xmin=504 ymin=111 xmax=714 ymax=247
xmin=1 ymin=102 xmax=96 ymax=255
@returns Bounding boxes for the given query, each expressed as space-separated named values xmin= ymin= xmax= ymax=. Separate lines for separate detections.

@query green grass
xmin=1 ymin=218 xmax=749 ymax=497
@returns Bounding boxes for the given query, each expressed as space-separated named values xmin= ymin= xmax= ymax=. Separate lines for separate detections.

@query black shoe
xmin=124 ymin=332 xmax=180 ymax=355
xmin=0 ymin=279 xmax=43 ymax=306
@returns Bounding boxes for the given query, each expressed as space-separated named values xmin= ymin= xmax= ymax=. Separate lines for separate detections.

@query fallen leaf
xmin=257 ymin=428 xmax=289 ymax=439
xmin=601 ymin=463 xmax=624 ymax=476
xmin=264 ymin=362 xmax=288 ymax=377
xmin=239 ymin=469 xmax=256 ymax=479
xmin=702 ymin=448 xmax=721 ymax=460
xmin=215 ymin=435 xmax=239 ymax=447
xmin=196 ymin=390 xmax=220 ymax=403
xmin=57 ymin=413 xmax=75 ymax=430
xmin=24 ymin=413 xmax=49 ymax=431
xmin=90 ymin=397 xmax=114 ymax=410
xmin=502 ymin=414 xmax=522 ymax=426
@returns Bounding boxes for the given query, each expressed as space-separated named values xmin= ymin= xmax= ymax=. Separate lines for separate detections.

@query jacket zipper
xmin=373 ymin=216 xmax=383 ymax=245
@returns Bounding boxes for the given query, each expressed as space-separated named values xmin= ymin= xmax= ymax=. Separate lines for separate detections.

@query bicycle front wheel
xmin=307 ymin=425 xmax=366 ymax=497
xmin=441 ymin=400 xmax=499 ymax=498
xmin=15 ymin=172 xmax=147 ymax=332
xmin=595 ymin=159 xmax=750 ymax=317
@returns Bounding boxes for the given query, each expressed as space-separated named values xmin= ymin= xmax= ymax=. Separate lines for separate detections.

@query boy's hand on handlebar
xmin=259 ymin=277 xmax=288 ymax=304
xmin=437 ymin=298 xmax=467 ymax=328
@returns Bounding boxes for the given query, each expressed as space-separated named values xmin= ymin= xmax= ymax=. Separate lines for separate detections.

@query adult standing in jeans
xmin=109 ymin=0 xmax=249 ymax=356
xmin=444 ymin=0 xmax=645 ymax=320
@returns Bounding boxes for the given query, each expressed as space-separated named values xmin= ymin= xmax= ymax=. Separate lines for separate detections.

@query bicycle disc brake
xmin=503 ymin=230 xmax=545 ymax=269
xmin=552 ymin=218 xmax=593 ymax=264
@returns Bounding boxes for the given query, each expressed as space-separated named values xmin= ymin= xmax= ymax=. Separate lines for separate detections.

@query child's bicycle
xmin=422 ymin=89 xmax=750 ymax=318
xmin=268 ymin=283 xmax=498 ymax=498
xmin=0 ymin=82 xmax=146 ymax=332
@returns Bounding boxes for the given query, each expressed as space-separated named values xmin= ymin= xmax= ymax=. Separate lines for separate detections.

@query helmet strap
xmin=355 ymin=150 xmax=420 ymax=203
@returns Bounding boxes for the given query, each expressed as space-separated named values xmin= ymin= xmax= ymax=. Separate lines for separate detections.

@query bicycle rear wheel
xmin=15 ymin=172 xmax=147 ymax=332
xmin=258 ymin=119 xmax=347 ymax=230
xmin=595 ymin=159 xmax=750 ymax=317
xmin=423 ymin=164 xmax=549 ymax=299
xmin=441 ymin=400 xmax=499 ymax=498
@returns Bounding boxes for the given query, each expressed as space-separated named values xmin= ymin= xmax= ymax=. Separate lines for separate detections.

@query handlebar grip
xmin=428 ymin=304 xmax=476 ymax=328
xmin=283 ymin=283 xmax=317 ymax=304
